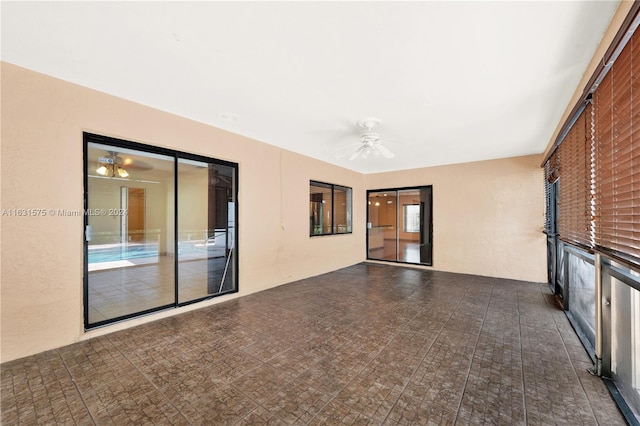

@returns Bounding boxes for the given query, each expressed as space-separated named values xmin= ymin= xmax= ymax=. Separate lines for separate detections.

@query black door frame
xmin=366 ymin=185 xmax=433 ymax=266
xmin=83 ymin=132 xmax=239 ymax=330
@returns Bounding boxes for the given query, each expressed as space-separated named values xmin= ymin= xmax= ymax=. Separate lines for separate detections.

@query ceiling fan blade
xmin=349 ymin=145 xmax=366 ymax=160
xmin=333 ymin=142 xmax=362 ymax=152
xmin=114 ymin=154 xmax=154 ymax=171
xmin=123 ymin=159 xmax=154 ymax=171
xmin=376 ymin=143 xmax=395 ymax=158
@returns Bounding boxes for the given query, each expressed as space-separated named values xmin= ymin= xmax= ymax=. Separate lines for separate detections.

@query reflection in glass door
xmin=84 ymin=134 xmax=238 ymax=328
xmin=367 ymin=186 xmax=432 ymax=265
xmin=368 ymin=191 xmax=398 ymax=261
xmin=86 ymin=141 xmax=175 ymax=326
xmin=177 ymin=158 xmax=236 ymax=303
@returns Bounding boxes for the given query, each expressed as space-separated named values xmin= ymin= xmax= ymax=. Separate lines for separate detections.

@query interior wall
xmin=177 ymin=171 xmax=208 ymax=239
xmin=366 ymin=155 xmax=546 ymax=282
xmin=88 ymin=178 xmax=170 ymax=252
xmin=0 ymin=62 xmax=366 ymax=363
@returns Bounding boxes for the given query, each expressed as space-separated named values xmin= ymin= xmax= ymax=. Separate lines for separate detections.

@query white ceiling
xmin=1 ymin=1 xmax=620 ymax=173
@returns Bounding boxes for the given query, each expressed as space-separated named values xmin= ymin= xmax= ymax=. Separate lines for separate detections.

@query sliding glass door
xmin=177 ymin=159 xmax=236 ymax=303
xmin=84 ymin=134 xmax=237 ymax=328
xmin=367 ymin=186 xmax=432 ymax=265
xmin=367 ymin=191 xmax=398 ymax=261
xmin=86 ymin=142 xmax=175 ymax=325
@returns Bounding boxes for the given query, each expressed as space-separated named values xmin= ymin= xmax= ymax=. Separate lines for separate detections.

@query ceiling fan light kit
xmin=96 ymin=151 xmax=130 ymax=178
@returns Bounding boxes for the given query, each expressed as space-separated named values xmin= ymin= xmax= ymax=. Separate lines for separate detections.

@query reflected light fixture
xmin=96 ymin=152 xmax=129 ymax=178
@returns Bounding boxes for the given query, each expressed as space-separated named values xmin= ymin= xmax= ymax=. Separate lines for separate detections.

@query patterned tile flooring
xmin=1 ymin=263 xmax=626 ymax=425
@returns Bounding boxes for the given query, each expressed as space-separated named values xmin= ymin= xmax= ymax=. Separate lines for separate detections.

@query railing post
xmin=592 ymin=252 xmax=603 ymax=376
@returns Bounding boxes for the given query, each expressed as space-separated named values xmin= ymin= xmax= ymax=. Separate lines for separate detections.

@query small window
xmin=403 ymin=204 xmax=420 ymax=233
xmin=310 ymin=181 xmax=352 ymax=236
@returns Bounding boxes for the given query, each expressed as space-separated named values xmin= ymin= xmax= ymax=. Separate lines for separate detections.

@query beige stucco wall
xmin=1 ymin=62 xmax=546 ymax=363
xmin=366 ymin=155 xmax=547 ymax=282
xmin=0 ymin=62 xmax=366 ymax=362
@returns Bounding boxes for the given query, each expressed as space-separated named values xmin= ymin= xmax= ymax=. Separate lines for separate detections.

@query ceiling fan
xmin=337 ymin=118 xmax=396 ymax=160
xmin=96 ymin=151 xmax=153 ymax=177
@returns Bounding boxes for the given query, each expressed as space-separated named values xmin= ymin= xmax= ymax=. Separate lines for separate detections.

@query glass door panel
xmin=397 ymin=190 xmax=421 ymax=263
xmin=177 ymin=159 xmax=236 ymax=303
xmin=368 ymin=191 xmax=398 ymax=261
xmin=419 ymin=186 xmax=433 ymax=265
xmin=86 ymin=142 xmax=175 ymax=326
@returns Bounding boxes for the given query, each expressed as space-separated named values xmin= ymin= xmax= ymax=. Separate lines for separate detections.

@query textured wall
xmin=366 ymin=155 xmax=547 ymax=282
xmin=0 ymin=63 xmax=366 ymax=362
xmin=2 ymin=62 xmax=546 ymax=363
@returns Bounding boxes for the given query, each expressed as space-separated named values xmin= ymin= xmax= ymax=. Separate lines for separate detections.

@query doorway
xmin=367 ymin=186 xmax=432 ymax=265
xmin=123 ymin=187 xmax=145 ymax=243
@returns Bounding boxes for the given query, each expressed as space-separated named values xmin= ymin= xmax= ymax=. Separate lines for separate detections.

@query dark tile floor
xmin=1 ymin=263 xmax=626 ymax=425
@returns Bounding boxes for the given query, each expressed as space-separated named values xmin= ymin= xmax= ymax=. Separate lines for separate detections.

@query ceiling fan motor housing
xmin=357 ymin=117 xmax=381 ymax=131
xmin=361 ymin=132 xmax=381 ymax=145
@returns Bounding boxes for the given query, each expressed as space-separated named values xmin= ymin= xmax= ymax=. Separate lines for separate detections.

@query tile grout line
xmin=303 ymin=280 xmax=443 ymax=425
xmin=516 ymin=283 xmax=529 ymax=425
xmin=302 ymin=325 xmax=411 ymax=424
xmin=451 ymin=285 xmax=493 ymax=425
xmin=548 ymin=287 xmax=603 ymax=425
xmin=105 ymin=333 xmax=195 ymax=426
xmin=56 ymin=349 xmax=99 ymax=426
xmin=380 ymin=283 xmax=473 ymax=425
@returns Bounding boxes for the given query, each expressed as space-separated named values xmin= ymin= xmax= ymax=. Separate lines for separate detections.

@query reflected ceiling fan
xmin=337 ymin=118 xmax=396 ymax=160
xmin=96 ymin=151 xmax=153 ymax=178
xmin=210 ymin=167 xmax=233 ymax=186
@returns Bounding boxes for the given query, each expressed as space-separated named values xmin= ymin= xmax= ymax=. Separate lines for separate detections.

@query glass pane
xmin=86 ymin=142 xmax=175 ymax=325
xmin=310 ymin=182 xmax=332 ymax=236
xmin=178 ymin=159 xmax=236 ymax=303
xmin=566 ymin=252 xmax=596 ymax=350
xmin=611 ymin=269 xmax=640 ymax=417
xmin=334 ymin=186 xmax=352 ymax=234
xmin=398 ymin=190 xmax=421 ymax=263
xmin=418 ymin=186 xmax=433 ymax=265
xmin=368 ymin=191 xmax=397 ymax=261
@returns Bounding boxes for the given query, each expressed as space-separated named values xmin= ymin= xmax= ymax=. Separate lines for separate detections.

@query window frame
xmin=309 ymin=180 xmax=352 ymax=237
xmin=402 ymin=203 xmax=421 ymax=233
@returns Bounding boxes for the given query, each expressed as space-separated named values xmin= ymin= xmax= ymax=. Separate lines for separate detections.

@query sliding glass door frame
xmin=366 ymin=185 xmax=433 ymax=266
xmin=83 ymin=133 xmax=239 ymax=329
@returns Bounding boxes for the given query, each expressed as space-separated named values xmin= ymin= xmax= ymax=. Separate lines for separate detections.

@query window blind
xmin=557 ymin=104 xmax=592 ymax=248
xmin=543 ymin=150 xmax=559 ymax=235
xmin=594 ymin=29 xmax=640 ymax=262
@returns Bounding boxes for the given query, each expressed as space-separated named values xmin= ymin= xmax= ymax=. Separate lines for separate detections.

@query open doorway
xmin=122 ymin=187 xmax=145 ymax=243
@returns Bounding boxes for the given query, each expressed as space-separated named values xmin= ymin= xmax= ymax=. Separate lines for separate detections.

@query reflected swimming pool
xmin=88 ymin=245 xmax=158 ymax=263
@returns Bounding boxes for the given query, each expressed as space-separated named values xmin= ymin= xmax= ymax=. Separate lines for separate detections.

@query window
xmin=403 ymin=204 xmax=420 ymax=233
xmin=309 ymin=181 xmax=352 ymax=236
